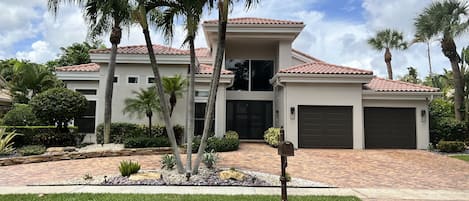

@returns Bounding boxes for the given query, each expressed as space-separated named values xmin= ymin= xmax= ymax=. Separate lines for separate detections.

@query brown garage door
xmin=298 ymin=106 xmax=353 ymax=148
xmin=364 ymin=107 xmax=416 ymax=149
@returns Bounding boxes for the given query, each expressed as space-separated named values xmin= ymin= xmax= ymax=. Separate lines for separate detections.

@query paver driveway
xmin=1 ymin=143 xmax=468 ymax=190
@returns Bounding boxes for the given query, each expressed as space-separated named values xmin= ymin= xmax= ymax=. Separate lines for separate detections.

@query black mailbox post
xmin=278 ymin=126 xmax=294 ymax=201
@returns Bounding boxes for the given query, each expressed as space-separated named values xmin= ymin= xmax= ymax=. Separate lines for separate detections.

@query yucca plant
xmin=202 ymin=149 xmax=219 ymax=169
xmin=161 ymin=154 xmax=176 ymax=170
xmin=119 ymin=160 xmax=141 ymax=177
xmin=0 ymin=128 xmax=20 ymax=155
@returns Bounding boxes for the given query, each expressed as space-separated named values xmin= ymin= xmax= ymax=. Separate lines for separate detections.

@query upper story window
xmin=147 ymin=77 xmax=155 ymax=84
xmin=226 ymin=59 xmax=274 ymax=91
xmin=113 ymin=76 xmax=119 ymax=83
xmin=128 ymin=76 xmax=139 ymax=84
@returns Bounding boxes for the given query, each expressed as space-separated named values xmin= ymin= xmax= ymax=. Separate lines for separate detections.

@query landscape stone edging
xmin=0 ymin=147 xmax=185 ymax=166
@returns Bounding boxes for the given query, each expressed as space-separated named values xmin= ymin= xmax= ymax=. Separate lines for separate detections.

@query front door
xmin=75 ymin=100 xmax=96 ymax=133
xmin=226 ymin=100 xmax=273 ymax=139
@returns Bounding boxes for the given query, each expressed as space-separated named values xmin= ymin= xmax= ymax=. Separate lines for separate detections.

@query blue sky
xmin=0 ymin=0 xmax=468 ymax=79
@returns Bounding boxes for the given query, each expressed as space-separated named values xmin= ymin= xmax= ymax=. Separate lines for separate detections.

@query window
xmin=113 ymin=76 xmax=118 ymax=83
xmin=75 ymin=89 xmax=97 ymax=95
xmin=194 ymin=103 xmax=215 ymax=136
xmin=128 ymin=76 xmax=139 ymax=84
xmin=226 ymin=59 xmax=273 ymax=91
xmin=147 ymin=77 xmax=155 ymax=84
xmin=195 ymin=90 xmax=209 ymax=97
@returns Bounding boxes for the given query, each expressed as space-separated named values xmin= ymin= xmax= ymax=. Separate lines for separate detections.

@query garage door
xmin=364 ymin=107 xmax=416 ymax=149
xmin=298 ymin=106 xmax=353 ymax=148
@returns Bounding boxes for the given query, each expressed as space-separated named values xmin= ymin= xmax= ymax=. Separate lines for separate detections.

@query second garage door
xmin=298 ymin=106 xmax=353 ymax=148
xmin=364 ymin=107 xmax=416 ymax=149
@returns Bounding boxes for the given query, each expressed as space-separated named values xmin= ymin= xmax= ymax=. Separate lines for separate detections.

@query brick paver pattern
xmin=1 ymin=143 xmax=468 ymax=190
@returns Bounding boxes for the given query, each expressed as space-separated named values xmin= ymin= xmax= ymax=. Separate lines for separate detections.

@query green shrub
xmin=0 ymin=129 xmax=20 ymax=155
xmin=96 ymin=123 xmax=184 ymax=144
xmin=224 ymin=130 xmax=239 ymax=140
xmin=264 ymin=127 xmax=280 ymax=147
xmin=430 ymin=118 xmax=468 ymax=145
xmin=123 ymin=136 xmax=170 ymax=148
xmin=161 ymin=154 xmax=176 ymax=170
xmin=437 ymin=141 xmax=466 ymax=153
xmin=202 ymin=149 xmax=219 ymax=169
xmin=119 ymin=160 xmax=141 ymax=177
xmin=18 ymin=145 xmax=46 ymax=156
xmin=0 ymin=126 xmax=80 ymax=147
xmin=3 ymin=104 xmax=41 ymax=126
xmin=192 ymin=133 xmax=240 ymax=153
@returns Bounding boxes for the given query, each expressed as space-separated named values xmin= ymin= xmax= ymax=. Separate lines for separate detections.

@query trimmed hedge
xmin=192 ymin=131 xmax=240 ymax=152
xmin=96 ymin=123 xmax=184 ymax=144
xmin=0 ymin=126 xmax=80 ymax=147
xmin=437 ymin=141 xmax=467 ymax=153
xmin=18 ymin=145 xmax=46 ymax=156
xmin=123 ymin=136 xmax=170 ymax=148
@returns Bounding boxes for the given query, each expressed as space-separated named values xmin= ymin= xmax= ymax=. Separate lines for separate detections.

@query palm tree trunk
xmin=185 ymin=37 xmax=196 ymax=176
xmin=442 ymin=37 xmax=464 ymax=121
xmin=193 ymin=0 xmax=229 ymax=174
xmin=142 ymin=28 xmax=184 ymax=173
xmin=427 ymin=42 xmax=433 ymax=77
xmin=148 ymin=113 xmax=152 ymax=136
xmin=384 ymin=47 xmax=393 ymax=80
xmin=104 ymin=25 xmax=121 ymax=144
xmin=169 ymin=93 xmax=176 ymax=117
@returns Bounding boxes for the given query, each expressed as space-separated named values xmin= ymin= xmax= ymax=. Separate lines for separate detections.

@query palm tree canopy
xmin=123 ymin=86 xmax=161 ymax=119
xmin=415 ymin=0 xmax=469 ymax=40
xmin=162 ymin=74 xmax=187 ymax=97
xmin=368 ymin=29 xmax=408 ymax=51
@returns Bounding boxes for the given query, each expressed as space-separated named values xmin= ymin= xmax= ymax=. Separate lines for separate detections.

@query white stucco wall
xmin=282 ymin=83 xmax=364 ymax=149
xmin=362 ymin=99 xmax=430 ymax=149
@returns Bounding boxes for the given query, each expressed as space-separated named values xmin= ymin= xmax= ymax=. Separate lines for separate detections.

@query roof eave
xmin=363 ymin=90 xmax=442 ymax=100
xmin=271 ymin=73 xmax=374 ymax=84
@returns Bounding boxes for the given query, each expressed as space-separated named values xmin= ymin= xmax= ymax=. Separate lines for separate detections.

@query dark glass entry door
xmin=226 ymin=101 xmax=273 ymax=139
xmin=75 ymin=100 xmax=96 ymax=133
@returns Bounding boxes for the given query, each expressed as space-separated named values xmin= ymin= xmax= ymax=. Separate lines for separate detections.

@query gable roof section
xmin=197 ymin=64 xmax=233 ymax=75
xmin=365 ymin=77 xmax=439 ymax=92
xmin=279 ymin=62 xmax=373 ymax=75
xmin=55 ymin=63 xmax=100 ymax=72
xmin=203 ymin=17 xmax=303 ymax=25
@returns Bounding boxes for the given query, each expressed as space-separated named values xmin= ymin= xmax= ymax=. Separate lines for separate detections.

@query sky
xmin=0 ymin=0 xmax=468 ymax=79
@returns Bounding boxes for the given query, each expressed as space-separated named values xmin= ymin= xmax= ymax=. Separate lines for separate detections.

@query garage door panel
xmin=364 ymin=107 xmax=416 ymax=149
xmin=299 ymin=106 xmax=353 ymax=148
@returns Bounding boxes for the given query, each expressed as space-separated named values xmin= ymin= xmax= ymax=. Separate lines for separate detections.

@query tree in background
xmin=123 ymin=87 xmax=161 ymax=136
xmin=368 ymin=29 xmax=408 ymax=80
xmin=415 ymin=0 xmax=469 ymax=121
xmin=162 ymin=74 xmax=187 ymax=117
xmin=45 ymin=41 xmax=105 ymax=68
xmin=2 ymin=104 xmax=40 ymax=126
xmin=400 ymin=67 xmax=422 ymax=84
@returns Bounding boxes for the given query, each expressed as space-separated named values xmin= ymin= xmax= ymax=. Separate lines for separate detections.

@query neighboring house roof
xmin=197 ymin=64 xmax=233 ymax=75
xmin=194 ymin=48 xmax=211 ymax=58
xmin=364 ymin=77 xmax=439 ymax=92
xmin=55 ymin=63 xmax=100 ymax=72
xmin=203 ymin=17 xmax=303 ymax=25
xmin=279 ymin=62 xmax=373 ymax=75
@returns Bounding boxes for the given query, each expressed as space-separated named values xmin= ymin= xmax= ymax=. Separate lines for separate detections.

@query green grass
xmin=0 ymin=194 xmax=361 ymax=201
xmin=450 ymin=154 xmax=469 ymax=162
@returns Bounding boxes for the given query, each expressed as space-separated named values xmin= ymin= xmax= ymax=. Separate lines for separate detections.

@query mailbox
xmin=278 ymin=141 xmax=295 ymax=156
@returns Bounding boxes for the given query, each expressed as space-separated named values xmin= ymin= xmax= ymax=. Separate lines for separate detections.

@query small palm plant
xmin=123 ymin=87 xmax=160 ymax=135
xmin=162 ymin=74 xmax=187 ymax=117
xmin=0 ymin=129 xmax=21 ymax=155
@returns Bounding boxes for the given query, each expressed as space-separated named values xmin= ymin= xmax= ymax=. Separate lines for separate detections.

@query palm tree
xmin=48 ymin=0 xmax=132 ymax=144
xmin=368 ymin=29 xmax=407 ymax=80
xmin=158 ymin=0 xmax=205 ymax=177
xmin=192 ymin=0 xmax=258 ymax=174
xmin=411 ymin=32 xmax=435 ymax=77
xmin=133 ymin=0 xmax=185 ymax=173
xmin=415 ymin=0 xmax=469 ymax=121
xmin=162 ymin=74 xmax=187 ymax=117
xmin=123 ymin=87 xmax=160 ymax=135
xmin=10 ymin=61 xmax=58 ymax=103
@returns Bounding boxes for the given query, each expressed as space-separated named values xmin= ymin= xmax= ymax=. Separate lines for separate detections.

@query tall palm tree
xmin=368 ymin=29 xmax=408 ymax=80
xmin=411 ymin=32 xmax=435 ymax=77
xmin=123 ymin=87 xmax=160 ymax=135
xmin=48 ymin=0 xmax=132 ymax=144
xmin=158 ymin=0 xmax=206 ymax=177
xmin=415 ymin=0 xmax=469 ymax=121
xmin=192 ymin=0 xmax=258 ymax=174
xmin=10 ymin=61 xmax=58 ymax=103
xmin=162 ymin=74 xmax=187 ymax=117
xmin=133 ymin=0 xmax=185 ymax=173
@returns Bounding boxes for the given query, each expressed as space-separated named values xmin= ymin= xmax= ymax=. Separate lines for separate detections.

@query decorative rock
xmin=46 ymin=147 xmax=77 ymax=153
xmin=219 ymin=170 xmax=245 ymax=181
xmin=129 ymin=172 xmax=162 ymax=181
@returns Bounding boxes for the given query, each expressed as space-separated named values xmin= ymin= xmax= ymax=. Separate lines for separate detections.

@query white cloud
xmin=16 ymin=40 xmax=55 ymax=63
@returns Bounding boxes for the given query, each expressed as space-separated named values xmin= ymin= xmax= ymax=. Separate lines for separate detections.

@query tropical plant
xmin=400 ymin=67 xmax=422 ymax=84
xmin=263 ymin=127 xmax=280 ymax=147
xmin=0 ymin=129 xmax=20 ymax=155
xmin=29 ymin=88 xmax=88 ymax=129
xmin=415 ymin=0 xmax=469 ymax=121
xmin=17 ymin=145 xmax=46 ymax=156
xmin=411 ymin=31 xmax=436 ymax=78
xmin=133 ymin=0 xmax=184 ymax=173
xmin=161 ymin=154 xmax=176 ymax=170
xmin=162 ymin=75 xmax=187 ymax=116
xmin=202 ymin=149 xmax=218 ymax=169
xmin=123 ymin=87 xmax=161 ymax=135
xmin=49 ymin=0 xmax=132 ymax=145
xmin=2 ymin=104 xmax=41 ymax=126
xmin=119 ymin=160 xmax=141 ymax=177
xmin=45 ymin=41 xmax=105 ymax=68
xmin=367 ymin=29 xmax=408 ymax=80
xmin=192 ymin=0 xmax=259 ymax=174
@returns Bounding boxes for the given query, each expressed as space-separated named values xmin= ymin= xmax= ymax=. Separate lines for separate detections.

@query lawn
xmin=0 ymin=194 xmax=361 ymax=201
xmin=450 ymin=155 xmax=469 ymax=162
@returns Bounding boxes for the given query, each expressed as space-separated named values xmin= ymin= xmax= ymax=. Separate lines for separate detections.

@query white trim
xmin=56 ymin=72 xmax=99 ymax=81
xmin=126 ymin=75 xmax=139 ymax=84
xmin=363 ymin=90 xmax=442 ymax=100
xmin=195 ymin=74 xmax=234 ymax=84
xmin=272 ymin=73 xmax=374 ymax=84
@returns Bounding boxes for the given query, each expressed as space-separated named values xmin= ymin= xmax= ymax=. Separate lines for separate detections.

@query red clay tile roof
xmin=203 ymin=17 xmax=303 ymax=25
xmin=197 ymin=64 xmax=233 ymax=75
xmin=292 ymin=49 xmax=324 ymax=63
xmin=193 ymin=48 xmax=211 ymax=58
xmin=279 ymin=62 xmax=373 ymax=75
xmin=365 ymin=77 xmax=439 ymax=92
xmin=55 ymin=63 xmax=100 ymax=72
xmin=90 ymin=44 xmax=188 ymax=55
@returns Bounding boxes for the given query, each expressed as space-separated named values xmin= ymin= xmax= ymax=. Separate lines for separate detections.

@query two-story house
xmin=56 ymin=17 xmax=440 ymax=149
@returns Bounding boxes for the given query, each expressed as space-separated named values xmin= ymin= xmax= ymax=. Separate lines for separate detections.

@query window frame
xmin=127 ymin=75 xmax=139 ymax=84
xmin=226 ymin=59 xmax=274 ymax=91
xmin=147 ymin=76 xmax=155 ymax=84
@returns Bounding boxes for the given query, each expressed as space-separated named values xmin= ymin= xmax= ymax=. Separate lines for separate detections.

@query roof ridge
xmin=203 ymin=17 xmax=303 ymax=24
xmin=373 ymin=77 xmax=438 ymax=90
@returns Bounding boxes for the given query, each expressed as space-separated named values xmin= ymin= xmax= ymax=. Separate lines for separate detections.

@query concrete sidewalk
xmin=1 ymin=186 xmax=469 ymax=201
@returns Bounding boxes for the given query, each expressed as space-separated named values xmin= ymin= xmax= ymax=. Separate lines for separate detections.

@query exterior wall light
xmin=290 ymin=107 xmax=295 ymax=120
xmin=421 ymin=109 xmax=426 ymax=122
